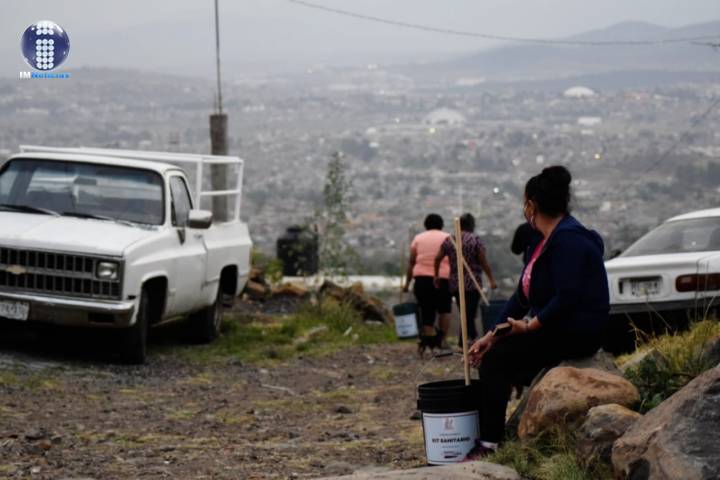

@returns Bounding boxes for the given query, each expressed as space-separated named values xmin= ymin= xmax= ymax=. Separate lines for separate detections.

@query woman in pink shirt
xmin=403 ymin=214 xmax=451 ymax=350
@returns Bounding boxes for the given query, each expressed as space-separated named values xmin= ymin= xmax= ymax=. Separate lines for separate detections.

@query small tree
xmin=316 ymin=151 xmax=358 ymax=276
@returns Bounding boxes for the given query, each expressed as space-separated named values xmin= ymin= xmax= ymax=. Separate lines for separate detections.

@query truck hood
xmin=0 ymin=212 xmax=157 ymax=256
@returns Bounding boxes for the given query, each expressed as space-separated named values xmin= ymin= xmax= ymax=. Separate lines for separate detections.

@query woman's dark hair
xmin=424 ymin=213 xmax=444 ymax=230
xmin=525 ymin=165 xmax=572 ymax=217
xmin=459 ymin=213 xmax=475 ymax=232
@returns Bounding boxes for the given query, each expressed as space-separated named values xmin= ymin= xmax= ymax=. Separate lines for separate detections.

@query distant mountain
xmin=406 ymin=20 xmax=720 ymax=83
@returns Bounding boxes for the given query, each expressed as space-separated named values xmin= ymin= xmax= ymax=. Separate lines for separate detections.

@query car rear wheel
xmin=119 ymin=289 xmax=149 ymax=364
xmin=189 ymin=286 xmax=224 ymax=343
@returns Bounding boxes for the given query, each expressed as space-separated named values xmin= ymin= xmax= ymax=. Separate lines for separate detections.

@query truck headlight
xmin=97 ymin=261 xmax=118 ymax=280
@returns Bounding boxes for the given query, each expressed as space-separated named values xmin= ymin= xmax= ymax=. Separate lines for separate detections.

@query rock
xmin=335 ymin=405 xmax=352 ymax=414
xmin=508 ymin=351 xmax=623 ymax=436
xmin=243 ymin=280 xmax=271 ymax=301
xmin=576 ymin=403 xmax=641 ymax=464
xmin=24 ymin=429 xmax=46 ymax=441
xmin=317 ymin=461 xmax=521 ymax=479
xmin=618 ymin=347 xmax=665 ymax=375
xmin=560 ymin=350 xmax=622 ymax=376
xmin=271 ymin=282 xmax=310 ymax=298
xmin=319 ymin=281 xmax=392 ymax=324
xmin=699 ymin=336 xmax=720 ymax=366
xmin=612 ymin=366 xmax=720 ymax=480
xmin=518 ymin=367 xmax=639 ymax=440
xmin=249 ymin=267 xmax=265 ymax=283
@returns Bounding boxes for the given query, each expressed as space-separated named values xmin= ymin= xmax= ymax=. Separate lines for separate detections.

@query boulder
xmin=507 ymin=350 xmax=623 ymax=435
xmin=518 ymin=367 xmax=639 ymax=440
xmin=612 ymin=366 xmax=720 ymax=480
xmin=699 ymin=336 xmax=720 ymax=367
xmin=271 ymin=282 xmax=310 ymax=298
xmin=576 ymin=403 xmax=641 ymax=464
xmin=317 ymin=462 xmax=521 ymax=480
xmin=561 ymin=350 xmax=622 ymax=376
xmin=243 ymin=280 xmax=271 ymax=301
xmin=319 ymin=281 xmax=392 ymax=324
xmin=618 ymin=348 xmax=665 ymax=376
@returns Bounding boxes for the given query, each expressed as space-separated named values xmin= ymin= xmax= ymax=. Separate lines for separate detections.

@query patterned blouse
xmin=440 ymin=231 xmax=486 ymax=293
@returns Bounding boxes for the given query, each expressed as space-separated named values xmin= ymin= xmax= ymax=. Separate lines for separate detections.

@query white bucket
xmin=421 ymin=411 xmax=480 ymax=465
xmin=417 ymin=379 xmax=481 ymax=465
xmin=392 ymin=302 xmax=419 ymax=338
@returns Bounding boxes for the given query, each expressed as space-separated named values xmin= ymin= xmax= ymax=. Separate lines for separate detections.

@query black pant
xmin=454 ymin=290 xmax=480 ymax=342
xmin=477 ymin=330 xmax=601 ymax=443
xmin=413 ymin=276 xmax=451 ymax=327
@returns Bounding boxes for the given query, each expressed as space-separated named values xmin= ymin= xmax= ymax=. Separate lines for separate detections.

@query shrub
xmin=166 ymin=298 xmax=395 ymax=364
xmin=488 ymin=428 xmax=611 ymax=480
xmin=622 ymin=319 xmax=720 ymax=412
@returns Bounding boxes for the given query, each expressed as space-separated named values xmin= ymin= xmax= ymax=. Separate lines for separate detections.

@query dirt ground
xmin=0 ymin=322 xmax=462 ymax=479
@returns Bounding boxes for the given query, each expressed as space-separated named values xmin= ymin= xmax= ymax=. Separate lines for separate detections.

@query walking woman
xmin=403 ymin=214 xmax=452 ymax=349
xmin=435 ymin=213 xmax=497 ymax=347
xmin=466 ymin=166 xmax=610 ymax=458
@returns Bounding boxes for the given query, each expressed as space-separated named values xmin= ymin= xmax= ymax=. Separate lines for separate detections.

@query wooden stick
xmin=447 ymin=235 xmax=490 ymax=307
xmin=454 ymin=218 xmax=471 ymax=386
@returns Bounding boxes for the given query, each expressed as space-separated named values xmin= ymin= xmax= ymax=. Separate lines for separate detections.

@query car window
xmin=0 ymin=159 xmax=164 ymax=225
xmin=169 ymin=176 xmax=193 ymax=227
xmin=622 ymin=217 xmax=720 ymax=257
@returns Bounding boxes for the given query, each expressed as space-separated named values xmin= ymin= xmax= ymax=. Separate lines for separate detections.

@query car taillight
xmin=676 ymin=274 xmax=720 ymax=292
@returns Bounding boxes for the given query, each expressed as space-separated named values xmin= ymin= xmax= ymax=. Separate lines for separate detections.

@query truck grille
xmin=0 ymin=247 xmax=122 ymax=300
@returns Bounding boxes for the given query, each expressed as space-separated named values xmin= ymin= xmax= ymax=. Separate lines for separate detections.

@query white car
xmin=604 ymin=207 xmax=720 ymax=351
xmin=0 ymin=146 xmax=252 ymax=363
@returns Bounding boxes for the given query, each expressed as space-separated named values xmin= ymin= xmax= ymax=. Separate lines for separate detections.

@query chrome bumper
xmin=0 ymin=291 xmax=136 ymax=327
xmin=610 ymin=298 xmax=717 ymax=315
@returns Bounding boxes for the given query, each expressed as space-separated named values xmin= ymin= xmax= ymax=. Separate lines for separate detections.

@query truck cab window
xmin=169 ymin=176 xmax=193 ymax=227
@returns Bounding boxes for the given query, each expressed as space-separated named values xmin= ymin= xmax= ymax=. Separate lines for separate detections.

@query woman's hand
xmin=433 ymin=276 xmax=441 ymax=289
xmin=489 ymin=279 xmax=498 ymax=290
xmin=468 ymin=334 xmax=495 ymax=367
xmin=507 ymin=317 xmax=529 ymax=336
xmin=402 ymin=284 xmax=410 ymax=293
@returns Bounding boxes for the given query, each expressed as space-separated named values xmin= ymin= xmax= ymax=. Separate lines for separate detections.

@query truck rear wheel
xmin=119 ymin=289 xmax=149 ymax=364
xmin=189 ymin=286 xmax=224 ymax=343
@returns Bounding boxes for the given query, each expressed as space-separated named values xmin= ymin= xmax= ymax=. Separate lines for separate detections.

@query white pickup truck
xmin=0 ymin=146 xmax=252 ymax=363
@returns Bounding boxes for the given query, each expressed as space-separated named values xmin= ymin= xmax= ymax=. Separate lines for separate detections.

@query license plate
xmin=630 ymin=280 xmax=661 ymax=297
xmin=0 ymin=300 xmax=30 ymax=321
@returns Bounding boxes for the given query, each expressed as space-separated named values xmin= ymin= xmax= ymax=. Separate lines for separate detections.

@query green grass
xmin=487 ymin=428 xmax=612 ymax=480
xmin=165 ymin=298 xmax=396 ymax=364
xmin=621 ymin=319 xmax=720 ymax=412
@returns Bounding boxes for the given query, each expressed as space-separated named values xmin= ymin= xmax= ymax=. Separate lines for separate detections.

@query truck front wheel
xmin=119 ymin=289 xmax=149 ymax=364
xmin=189 ymin=286 xmax=224 ymax=343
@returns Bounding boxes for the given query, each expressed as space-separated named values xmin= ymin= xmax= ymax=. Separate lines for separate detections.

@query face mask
xmin=524 ymin=202 xmax=537 ymax=230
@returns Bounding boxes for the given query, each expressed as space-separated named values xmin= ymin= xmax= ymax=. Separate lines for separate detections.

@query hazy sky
xmin=1 ymin=0 xmax=718 ymax=76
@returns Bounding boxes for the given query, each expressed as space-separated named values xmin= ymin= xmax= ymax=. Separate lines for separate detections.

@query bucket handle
xmin=413 ymin=351 xmax=470 ymax=403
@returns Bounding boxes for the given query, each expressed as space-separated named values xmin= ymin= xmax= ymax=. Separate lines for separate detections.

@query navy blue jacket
xmin=498 ymin=215 xmax=610 ymax=338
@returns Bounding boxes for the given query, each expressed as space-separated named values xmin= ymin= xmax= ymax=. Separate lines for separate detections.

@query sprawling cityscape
xmin=2 ymin=64 xmax=718 ymax=286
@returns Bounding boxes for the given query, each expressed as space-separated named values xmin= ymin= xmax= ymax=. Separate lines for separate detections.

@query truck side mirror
xmin=187 ymin=209 xmax=213 ymax=229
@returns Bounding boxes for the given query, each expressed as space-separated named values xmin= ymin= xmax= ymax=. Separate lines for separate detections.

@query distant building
xmin=563 ymin=86 xmax=596 ymax=99
xmin=577 ymin=116 xmax=602 ymax=127
xmin=423 ymin=108 xmax=466 ymax=126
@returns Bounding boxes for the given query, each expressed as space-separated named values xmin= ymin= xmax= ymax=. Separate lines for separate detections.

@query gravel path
xmin=0 ymin=324 xmax=458 ymax=479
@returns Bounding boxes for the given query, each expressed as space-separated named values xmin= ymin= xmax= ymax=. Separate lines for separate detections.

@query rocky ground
xmin=0 ymin=321 xmax=459 ymax=480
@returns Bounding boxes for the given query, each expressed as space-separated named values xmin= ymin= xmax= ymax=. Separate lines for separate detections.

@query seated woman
xmin=467 ymin=165 xmax=610 ymax=457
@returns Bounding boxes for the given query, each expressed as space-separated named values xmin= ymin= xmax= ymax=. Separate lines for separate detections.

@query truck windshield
xmin=0 ymin=159 xmax=164 ymax=225
xmin=622 ymin=217 xmax=720 ymax=257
